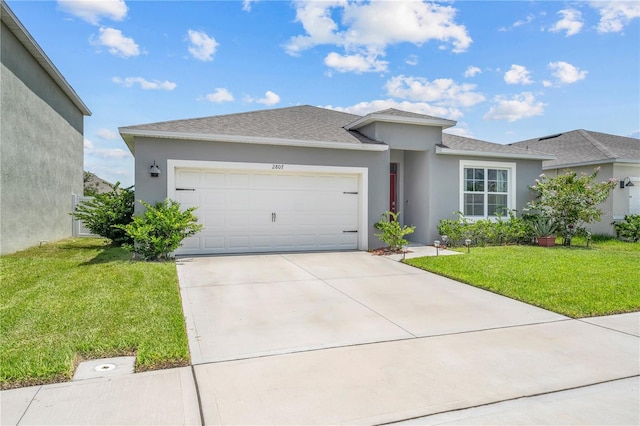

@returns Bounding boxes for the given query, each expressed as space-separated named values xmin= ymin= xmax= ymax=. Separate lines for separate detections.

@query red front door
xmin=390 ymin=163 xmax=398 ymax=214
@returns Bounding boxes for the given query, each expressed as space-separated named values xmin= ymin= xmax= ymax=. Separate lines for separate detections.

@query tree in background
xmin=527 ymin=168 xmax=616 ymax=245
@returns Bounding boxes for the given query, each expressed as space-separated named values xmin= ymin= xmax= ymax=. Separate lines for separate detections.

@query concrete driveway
xmin=176 ymin=251 xmax=640 ymax=425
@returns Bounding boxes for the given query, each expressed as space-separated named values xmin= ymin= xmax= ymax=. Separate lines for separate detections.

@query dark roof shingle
xmin=510 ymin=129 xmax=640 ymax=167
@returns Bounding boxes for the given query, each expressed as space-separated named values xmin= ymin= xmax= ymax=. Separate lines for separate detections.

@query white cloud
xmin=96 ymin=128 xmax=119 ymax=140
xmin=205 ymin=88 xmax=235 ymax=103
xmin=58 ymin=0 xmax=127 ymax=25
xmin=242 ymin=0 xmax=258 ymax=12
xmin=187 ymin=29 xmax=218 ymax=61
xmin=548 ymin=61 xmax=587 ymax=84
xmin=499 ymin=14 xmax=534 ymax=31
xmin=628 ymin=130 xmax=640 ymax=139
xmin=444 ymin=126 xmax=473 ymax=138
xmin=385 ymin=75 xmax=485 ymax=108
xmin=590 ymin=1 xmax=640 ymax=33
xmin=84 ymin=138 xmax=131 ymax=159
xmin=112 ymin=77 xmax=176 ymax=90
xmin=549 ymin=9 xmax=583 ymax=36
xmin=324 ymin=99 xmax=461 ymax=120
xmin=94 ymin=27 xmax=140 ymax=57
xmin=504 ymin=64 xmax=533 ymax=85
xmin=483 ymin=92 xmax=546 ymax=122
xmin=464 ymin=66 xmax=482 ymax=78
xmin=542 ymin=80 xmax=553 ymax=88
xmin=286 ymin=1 xmax=471 ymax=73
xmin=252 ymin=90 xmax=281 ymax=106
xmin=405 ymin=54 xmax=419 ymax=66
xmin=324 ymin=51 xmax=388 ymax=73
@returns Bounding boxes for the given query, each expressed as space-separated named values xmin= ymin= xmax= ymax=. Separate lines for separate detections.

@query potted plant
xmin=531 ymin=216 xmax=557 ymax=247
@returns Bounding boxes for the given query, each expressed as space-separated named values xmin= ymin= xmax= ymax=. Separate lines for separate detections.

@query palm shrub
xmin=117 ymin=199 xmax=203 ymax=261
xmin=72 ymin=182 xmax=134 ymax=245
xmin=374 ymin=211 xmax=416 ymax=252
xmin=612 ymin=215 xmax=640 ymax=242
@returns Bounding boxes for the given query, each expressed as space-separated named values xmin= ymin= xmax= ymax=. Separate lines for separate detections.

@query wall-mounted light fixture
xmin=149 ymin=161 xmax=161 ymax=178
xmin=620 ymin=177 xmax=635 ymax=189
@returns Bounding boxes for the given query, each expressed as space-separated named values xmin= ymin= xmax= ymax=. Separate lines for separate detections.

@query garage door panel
xmin=174 ymin=167 xmax=361 ymax=254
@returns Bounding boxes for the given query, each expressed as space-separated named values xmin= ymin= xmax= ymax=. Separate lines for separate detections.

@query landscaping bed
xmin=0 ymin=238 xmax=190 ymax=389
xmin=405 ymin=237 xmax=640 ymax=318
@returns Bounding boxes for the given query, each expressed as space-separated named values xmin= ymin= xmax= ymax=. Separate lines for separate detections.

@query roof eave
xmin=118 ymin=128 xmax=389 ymax=154
xmin=435 ymin=145 xmax=556 ymax=161
xmin=1 ymin=1 xmax=91 ymax=116
xmin=542 ymin=158 xmax=640 ymax=170
xmin=345 ymin=114 xmax=456 ymax=131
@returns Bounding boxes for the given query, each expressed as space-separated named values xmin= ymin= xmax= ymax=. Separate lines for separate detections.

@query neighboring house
xmin=511 ymin=130 xmax=640 ymax=235
xmin=0 ymin=1 xmax=91 ymax=255
xmin=120 ymin=105 xmax=553 ymax=255
xmin=84 ymin=171 xmax=113 ymax=195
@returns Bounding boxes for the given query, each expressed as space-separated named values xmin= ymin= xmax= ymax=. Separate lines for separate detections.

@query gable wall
xmin=0 ymin=21 xmax=84 ymax=254
xmin=357 ymin=122 xmax=442 ymax=151
xmin=134 ymin=137 xmax=390 ymax=248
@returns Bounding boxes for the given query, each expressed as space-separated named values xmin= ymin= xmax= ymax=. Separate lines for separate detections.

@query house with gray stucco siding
xmin=120 ymin=105 xmax=553 ymax=255
xmin=511 ymin=130 xmax=640 ymax=235
xmin=1 ymin=1 xmax=91 ymax=255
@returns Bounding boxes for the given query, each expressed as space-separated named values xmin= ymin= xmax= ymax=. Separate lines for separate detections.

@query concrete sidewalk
xmin=2 ymin=250 xmax=639 ymax=425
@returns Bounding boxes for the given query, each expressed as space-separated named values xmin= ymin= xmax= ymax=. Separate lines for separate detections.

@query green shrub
xmin=73 ymin=183 xmax=134 ymax=246
xmin=437 ymin=210 xmax=535 ymax=247
xmin=527 ymin=168 xmax=617 ymax=245
xmin=374 ymin=211 xmax=416 ymax=251
xmin=117 ymin=199 xmax=204 ymax=261
xmin=612 ymin=215 xmax=640 ymax=242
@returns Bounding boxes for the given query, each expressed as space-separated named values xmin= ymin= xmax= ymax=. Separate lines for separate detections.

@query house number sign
xmin=272 ymin=164 xmax=284 ymax=170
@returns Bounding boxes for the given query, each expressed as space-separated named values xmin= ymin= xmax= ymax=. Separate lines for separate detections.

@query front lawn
xmin=405 ymin=238 xmax=640 ymax=318
xmin=0 ymin=239 xmax=190 ymax=389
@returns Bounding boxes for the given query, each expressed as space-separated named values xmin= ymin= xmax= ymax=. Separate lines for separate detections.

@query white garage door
xmin=173 ymin=167 xmax=361 ymax=254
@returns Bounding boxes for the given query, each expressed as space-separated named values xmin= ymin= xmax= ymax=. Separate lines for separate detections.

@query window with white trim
xmin=460 ymin=160 xmax=516 ymax=218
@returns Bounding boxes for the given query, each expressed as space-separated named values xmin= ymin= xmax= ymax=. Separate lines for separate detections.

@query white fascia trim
xmin=345 ymin=114 xmax=456 ymax=130
xmin=119 ymin=129 xmax=388 ymax=152
xmin=1 ymin=2 xmax=91 ymax=116
xmin=166 ymin=160 xmax=369 ymax=250
xmin=437 ymin=145 xmax=555 ymax=161
xmin=542 ymin=158 xmax=640 ymax=170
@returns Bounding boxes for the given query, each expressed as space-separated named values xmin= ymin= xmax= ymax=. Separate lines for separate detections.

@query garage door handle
xmin=176 ymin=188 xmax=195 ymax=191
xmin=272 ymin=212 xmax=276 ymax=222
xmin=343 ymin=191 xmax=358 ymax=194
xmin=343 ymin=230 xmax=358 ymax=233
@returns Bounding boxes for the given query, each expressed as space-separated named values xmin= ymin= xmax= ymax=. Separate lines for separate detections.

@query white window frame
xmin=459 ymin=160 xmax=517 ymax=220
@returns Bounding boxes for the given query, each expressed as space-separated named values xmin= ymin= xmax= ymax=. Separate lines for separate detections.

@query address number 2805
xmin=272 ymin=164 xmax=284 ymax=170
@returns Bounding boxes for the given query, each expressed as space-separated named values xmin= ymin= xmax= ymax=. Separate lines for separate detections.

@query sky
xmin=6 ymin=0 xmax=640 ymax=187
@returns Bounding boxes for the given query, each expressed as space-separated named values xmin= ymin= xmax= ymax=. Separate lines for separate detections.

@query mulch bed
xmin=370 ymin=247 xmax=412 ymax=256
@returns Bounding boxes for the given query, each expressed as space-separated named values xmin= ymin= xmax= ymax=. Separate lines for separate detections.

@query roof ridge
xmin=577 ymin=129 xmax=618 ymax=160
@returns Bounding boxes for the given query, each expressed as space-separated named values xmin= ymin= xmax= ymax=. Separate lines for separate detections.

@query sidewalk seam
xmin=14 ymin=385 xmax=41 ymax=426
xmin=376 ymin=375 xmax=640 ymax=426
xmin=190 ymin=365 xmax=205 ymax=426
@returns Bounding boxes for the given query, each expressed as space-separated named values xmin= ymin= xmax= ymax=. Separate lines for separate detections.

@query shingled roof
xmin=510 ymin=129 xmax=640 ymax=168
xmin=438 ymin=133 xmax=555 ymax=160
xmin=121 ymin=105 xmax=373 ymax=146
xmin=119 ymin=105 xmax=455 ymax=153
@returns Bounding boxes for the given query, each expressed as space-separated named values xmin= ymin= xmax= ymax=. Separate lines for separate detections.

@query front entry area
xmin=169 ymin=161 xmax=366 ymax=255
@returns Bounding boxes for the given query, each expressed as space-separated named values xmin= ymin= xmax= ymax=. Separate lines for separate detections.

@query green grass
xmin=405 ymin=237 xmax=640 ymax=319
xmin=0 ymin=238 xmax=189 ymax=389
